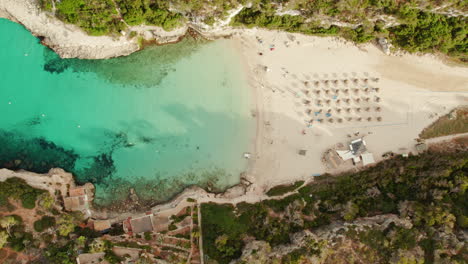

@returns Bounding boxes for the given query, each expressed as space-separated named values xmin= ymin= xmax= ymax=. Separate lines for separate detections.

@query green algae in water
xmin=0 ymin=19 xmax=255 ymax=206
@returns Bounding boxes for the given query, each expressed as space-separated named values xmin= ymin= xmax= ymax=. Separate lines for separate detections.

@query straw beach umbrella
xmin=375 ymin=106 xmax=381 ymax=112
xmin=377 ymin=116 xmax=382 ymax=122
xmin=367 ymin=117 xmax=372 ymax=122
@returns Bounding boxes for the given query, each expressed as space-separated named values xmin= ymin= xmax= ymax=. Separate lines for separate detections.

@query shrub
xmin=33 ymin=216 xmax=56 ymax=232
xmin=266 ymin=181 xmax=305 ymax=196
xmin=143 ymin=231 xmax=152 ymax=240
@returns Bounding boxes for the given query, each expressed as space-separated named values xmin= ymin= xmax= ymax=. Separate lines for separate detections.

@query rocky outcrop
xmin=0 ymin=168 xmax=75 ymax=197
xmin=0 ymin=0 xmax=139 ymax=59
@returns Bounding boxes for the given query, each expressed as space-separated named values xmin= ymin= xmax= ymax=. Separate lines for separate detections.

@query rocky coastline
xmin=0 ymin=0 xmax=243 ymax=59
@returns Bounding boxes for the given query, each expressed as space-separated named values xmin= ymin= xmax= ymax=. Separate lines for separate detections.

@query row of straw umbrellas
xmin=309 ymin=116 xmax=383 ymax=123
xmin=304 ymin=77 xmax=380 ymax=87
xmin=309 ymin=87 xmax=380 ymax=93
xmin=303 ymin=97 xmax=381 ymax=105
xmin=306 ymin=107 xmax=382 ymax=114
xmin=314 ymin=97 xmax=381 ymax=104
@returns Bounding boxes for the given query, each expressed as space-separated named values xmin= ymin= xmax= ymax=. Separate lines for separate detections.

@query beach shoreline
xmin=1 ymin=1 xmax=468 ymax=216
xmin=231 ymin=28 xmax=467 ymax=193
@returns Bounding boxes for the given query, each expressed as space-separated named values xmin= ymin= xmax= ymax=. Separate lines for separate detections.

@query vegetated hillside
xmin=420 ymin=107 xmax=468 ymax=139
xmin=38 ymin=0 xmax=467 ymax=61
xmin=201 ymin=149 xmax=468 ymax=264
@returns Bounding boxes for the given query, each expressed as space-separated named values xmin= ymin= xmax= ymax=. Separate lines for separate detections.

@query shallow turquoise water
xmin=0 ymin=19 xmax=254 ymax=205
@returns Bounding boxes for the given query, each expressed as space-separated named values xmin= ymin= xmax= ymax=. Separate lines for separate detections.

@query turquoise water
xmin=0 ymin=19 xmax=254 ymax=206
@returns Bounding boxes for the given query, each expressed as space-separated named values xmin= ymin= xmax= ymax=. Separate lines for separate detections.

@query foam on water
xmin=0 ymin=19 xmax=254 ymax=205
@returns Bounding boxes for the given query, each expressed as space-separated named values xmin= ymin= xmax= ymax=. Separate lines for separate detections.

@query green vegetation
xmin=170 ymin=207 xmax=191 ymax=223
xmin=202 ymin=150 xmax=468 ymax=263
xmin=232 ymin=1 xmax=467 ymax=59
xmin=0 ymin=177 xmax=45 ymax=209
xmin=55 ymin=0 xmax=126 ymax=36
xmin=390 ymin=12 xmax=467 ymax=61
xmin=33 ymin=216 xmax=56 ymax=232
xmin=40 ymin=0 xmax=467 ymax=60
xmin=143 ymin=231 xmax=152 ymax=240
xmin=116 ymin=0 xmax=184 ymax=30
xmin=420 ymin=107 xmax=468 ymax=139
xmin=266 ymin=180 xmax=304 ymax=196
xmin=56 ymin=214 xmax=76 ymax=236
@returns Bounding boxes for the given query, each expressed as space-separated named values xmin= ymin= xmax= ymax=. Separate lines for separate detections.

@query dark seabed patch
xmin=42 ymin=37 xmax=207 ymax=88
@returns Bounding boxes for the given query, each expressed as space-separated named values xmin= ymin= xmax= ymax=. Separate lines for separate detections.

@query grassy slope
xmin=420 ymin=107 xmax=468 ymax=139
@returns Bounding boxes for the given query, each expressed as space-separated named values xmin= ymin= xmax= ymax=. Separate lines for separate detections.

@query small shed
xmin=350 ymin=138 xmax=367 ymax=155
xmin=336 ymin=150 xmax=355 ymax=161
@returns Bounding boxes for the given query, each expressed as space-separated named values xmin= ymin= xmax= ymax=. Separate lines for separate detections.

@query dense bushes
xmin=33 ymin=216 xmax=56 ymax=232
xmin=389 ymin=12 xmax=467 ymax=60
xmin=0 ymin=178 xmax=45 ymax=209
xmin=232 ymin=1 xmax=467 ymax=61
xmin=42 ymin=0 xmax=467 ymax=61
xmin=201 ymin=203 xmax=246 ymax=264
xmin=266 ymin=180 xmax=304 ymax=196
xmin=202 ymin=150 xmax=468 ymax=263
xmin=116 ymin=0 xmax=184 ymax=30
xmin=56 ymin=0 xmax=126 ymax=36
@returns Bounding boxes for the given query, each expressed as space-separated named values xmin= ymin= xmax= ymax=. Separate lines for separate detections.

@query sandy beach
xmin=234 ymin=29 xmax=468 ymax=192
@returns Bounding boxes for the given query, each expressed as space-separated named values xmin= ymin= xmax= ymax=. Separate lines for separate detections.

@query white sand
xmin=235 ymin=29 xmax=468 ymax=191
